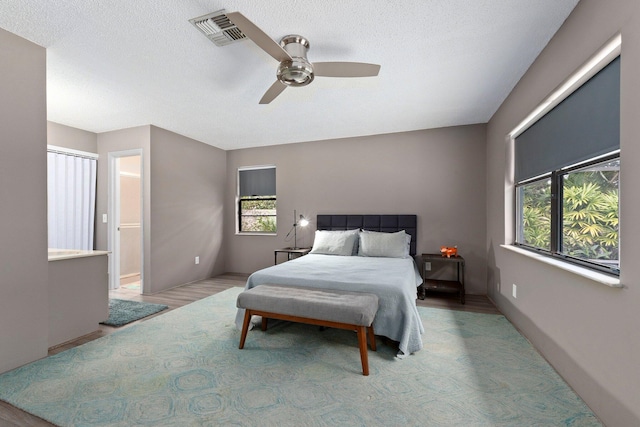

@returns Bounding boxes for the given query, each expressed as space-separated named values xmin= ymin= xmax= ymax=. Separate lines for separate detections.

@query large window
xmin=237 ymin=166 xmax=276 ymax=233
xmin=516 ymin=155 xmax=620 ymax=273
xmin=514 ymin=56 xmax=620 ymax=275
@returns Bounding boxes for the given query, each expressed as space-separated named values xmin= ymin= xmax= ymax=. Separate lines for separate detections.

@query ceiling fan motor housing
xmin=277 ymin=35 xmax=314 ymax=86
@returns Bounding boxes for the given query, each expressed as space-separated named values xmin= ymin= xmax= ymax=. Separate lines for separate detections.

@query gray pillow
xmin=358 ymin=230 xmax=411 ymax=258
xmin=310 ymin=229 xmax=359 ymax=256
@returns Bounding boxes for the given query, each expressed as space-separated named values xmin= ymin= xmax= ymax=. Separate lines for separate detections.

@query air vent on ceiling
xmin=189 ymin=10 xmax=246 ymax=47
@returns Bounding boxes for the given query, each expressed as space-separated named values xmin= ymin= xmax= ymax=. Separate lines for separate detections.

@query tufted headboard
xmin=316 ymin=214 xmax=417 ymax=256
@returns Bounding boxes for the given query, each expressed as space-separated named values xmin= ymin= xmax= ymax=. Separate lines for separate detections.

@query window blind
xmin=47 ymin=152 xmax=97 ymax=250
xmin=515 ymin=56 xmax=620 ymax=183
xmin=239 ymin=167 xmax=276 ymax=197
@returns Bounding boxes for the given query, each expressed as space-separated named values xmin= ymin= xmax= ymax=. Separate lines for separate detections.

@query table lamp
xmin=291 ymin=209 xmax=308 ymax=249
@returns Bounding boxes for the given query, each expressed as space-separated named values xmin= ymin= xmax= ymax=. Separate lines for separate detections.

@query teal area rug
xmin=0 ymin=287 xmax=600 ymax=426
xmin=101 ymin=298 xmax=168 ymax=327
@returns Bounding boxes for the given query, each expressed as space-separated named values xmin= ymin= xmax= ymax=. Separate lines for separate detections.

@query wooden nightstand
xmin=274 ymin=247 xmax=311 ymax=265
xmin=420 ymin=253 xmax=465 ymax=304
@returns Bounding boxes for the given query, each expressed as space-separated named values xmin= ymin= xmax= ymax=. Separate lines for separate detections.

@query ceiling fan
xmin=225 ymin=12 xmax=381 ymax=104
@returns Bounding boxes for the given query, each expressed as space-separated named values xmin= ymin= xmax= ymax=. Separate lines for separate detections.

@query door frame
xmin=108 ymin=149 xmax=144 ymax=292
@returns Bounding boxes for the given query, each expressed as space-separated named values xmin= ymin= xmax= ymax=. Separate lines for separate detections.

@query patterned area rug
xmin=0 ymin=287 xmax=600 ymax=426
xmin=101 ymin=298 xmax=168 ymax=327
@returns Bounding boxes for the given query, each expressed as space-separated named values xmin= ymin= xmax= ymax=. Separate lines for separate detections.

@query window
xmin=516 ymin=156 xmax=620 ymax=273
xmin=237 ymin=166 xmax=276 ymax=233
xmin=514 ymin=56 xmax=620 ymax=275
xmin=47 ymin=147 xmax=98 ymax=250
xmin=516 ymin=177 xmax=551 ymax=251
xmin=561 ymin=157 xmax=619 ymax=266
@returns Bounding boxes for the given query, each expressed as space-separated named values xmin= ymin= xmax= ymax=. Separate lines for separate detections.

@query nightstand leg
xmin=459 ymin=263 xmax=465 ymax=304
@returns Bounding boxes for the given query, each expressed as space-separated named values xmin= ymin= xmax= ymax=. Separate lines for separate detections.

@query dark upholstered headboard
xmin=316 ymin=214 xmax=417 ymax=256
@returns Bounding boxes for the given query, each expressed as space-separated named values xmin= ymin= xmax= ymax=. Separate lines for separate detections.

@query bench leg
xmin=367 ymin=326 xmax=376 ymax=351
xmin=357 ymin=325 xmax=369 ymax=376
xmin=261 ymin=317 xmax=268 ymax=331
xmin=239 ymin=310 xmax=251 ymax=349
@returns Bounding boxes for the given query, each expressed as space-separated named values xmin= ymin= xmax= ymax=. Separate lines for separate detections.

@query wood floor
xmin=0 ymin=273 xmax=499 ymax=427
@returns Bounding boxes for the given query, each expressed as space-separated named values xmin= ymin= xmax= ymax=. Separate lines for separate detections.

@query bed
xmin=234 ymin=214 xmax=424 ymax=356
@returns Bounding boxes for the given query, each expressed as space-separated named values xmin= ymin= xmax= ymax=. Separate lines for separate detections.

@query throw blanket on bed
xmin=235 ymin=254 xmax=424 ymax=355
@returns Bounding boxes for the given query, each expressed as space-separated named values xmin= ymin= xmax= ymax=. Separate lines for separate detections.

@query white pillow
xmin=358 ymin=230 xmax=411 ymax=258
xmin=310 ymin=229 xmax=359 ymax=256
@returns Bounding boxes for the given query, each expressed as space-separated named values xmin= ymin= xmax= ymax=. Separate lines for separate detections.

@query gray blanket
xmin=235 ymin=254 xmax=424 ymax=355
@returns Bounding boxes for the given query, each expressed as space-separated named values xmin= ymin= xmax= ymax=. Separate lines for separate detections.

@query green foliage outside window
xmin=562 ymin=164 xmax=619 ymax=261
xmin=520 ymin=159 xmax=619 ymax=265
xmin=239 ymin=196 xmax=277 ymax=232
xmin=521 ymin=180 xmax=551 ymax=250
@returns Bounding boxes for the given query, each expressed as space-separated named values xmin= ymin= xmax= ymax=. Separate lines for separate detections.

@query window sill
xmin=500 ymin=244 xmax=622 ymax=288
xmin=236 ymin=232 xmax=277 ymax=236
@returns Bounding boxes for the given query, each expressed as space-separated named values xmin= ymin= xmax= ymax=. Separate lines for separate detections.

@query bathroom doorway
xmin=108 ymin=150 xmax=144 ymax=293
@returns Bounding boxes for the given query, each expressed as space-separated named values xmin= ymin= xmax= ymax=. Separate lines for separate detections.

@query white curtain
xmin=47 ymin=152 xmax=97 ymax=250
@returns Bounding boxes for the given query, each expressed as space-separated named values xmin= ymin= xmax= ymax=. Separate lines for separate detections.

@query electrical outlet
xmin=424 ymin=262 xmax=432 ymax=271
xmin=102 ymin=214 xmax=108 ymax=223
xmin=512 ymin=284 xmax=517 ymax=298
xmin=195 ymin=256 xmax=199 ymax=265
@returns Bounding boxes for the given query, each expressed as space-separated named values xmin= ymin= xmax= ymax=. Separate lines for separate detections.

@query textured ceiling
xmin=0 ymin=0 xmax=579 ymax=150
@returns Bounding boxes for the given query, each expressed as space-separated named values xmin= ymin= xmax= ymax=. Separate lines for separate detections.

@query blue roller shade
xmin=239 ymin=167 xmax=276 ymax=197
xmin=515 ymin=56 xmax=620 ymax=182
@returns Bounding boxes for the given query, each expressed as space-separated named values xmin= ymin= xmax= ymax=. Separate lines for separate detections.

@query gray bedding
xmin=234 ymin=253 xmax=424 ymax=355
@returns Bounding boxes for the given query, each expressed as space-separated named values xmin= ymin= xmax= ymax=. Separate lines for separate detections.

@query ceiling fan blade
xmin=259 ymin=81 xmax=287 ymax=104
xmin=313 ymin=62 xmax=381 ymax=78
xmin=226 ymin=12 xmax=291 ymax=63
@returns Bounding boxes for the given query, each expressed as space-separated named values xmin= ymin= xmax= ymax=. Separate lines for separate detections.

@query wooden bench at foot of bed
xmin=236 ymin=284 xmax=379 ymax=376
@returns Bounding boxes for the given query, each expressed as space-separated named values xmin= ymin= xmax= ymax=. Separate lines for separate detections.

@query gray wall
xmin=47 ymin=121 xmax=97 ymax=153
xmin=48 ymin=255 xmax=108 ymax=348
xmin=225 ymin=125 xmax=488 ymax=294
xmin=0 ymin=28 xmax=49 ymax=372
xmin=486 ymin=0 xmax=640 ymax=425
xmin=95 ymin=125 xmax=226 ymax=294
xmin=149 ymin=126 xmax=226 ymax=292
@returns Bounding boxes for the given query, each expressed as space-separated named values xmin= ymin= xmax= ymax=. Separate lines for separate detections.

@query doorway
xmin=108 ymin=150 xmax=144 ymax=293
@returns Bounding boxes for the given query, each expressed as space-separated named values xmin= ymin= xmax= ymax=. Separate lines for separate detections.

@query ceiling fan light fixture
xmin=276 ymin=34 xmax=314 ymax=86
xmin=277 ymin=59 xmax=314 ymax=86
